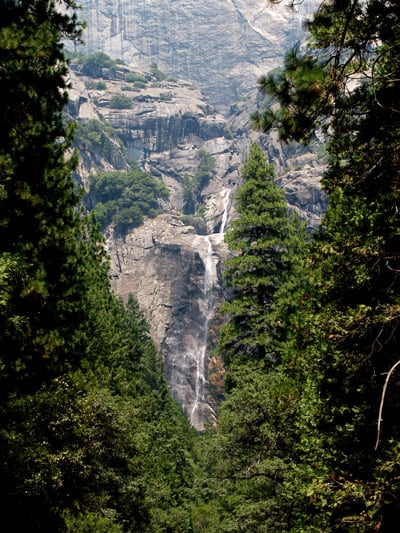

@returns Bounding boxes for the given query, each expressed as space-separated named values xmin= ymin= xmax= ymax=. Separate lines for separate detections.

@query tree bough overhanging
xmin=250 ymin=0 xmax=400 ymax=529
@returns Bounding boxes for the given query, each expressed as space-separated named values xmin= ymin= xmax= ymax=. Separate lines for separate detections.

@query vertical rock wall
xmin=69 ymin=0 xmax=319 ymax=109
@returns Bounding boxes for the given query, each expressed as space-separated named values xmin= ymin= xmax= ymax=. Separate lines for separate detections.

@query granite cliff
xmin=69 ymin=0 xmax=318 ymax=109
xmin=67 ymin=62 xmax=240 ymax=428
xmin=67 ymin=0 xmax=325 ymax=429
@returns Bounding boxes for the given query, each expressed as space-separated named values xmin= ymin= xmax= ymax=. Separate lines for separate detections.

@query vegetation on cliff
xmin=86 ymin=168 xmax=169 ymax=236
xmin=183 ymin=150 xmax=216 ymax=215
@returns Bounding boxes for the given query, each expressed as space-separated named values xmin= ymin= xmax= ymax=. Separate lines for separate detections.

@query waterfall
xmin=190 ymin=236 xmax=214 ymax=429
xmin=293 ymin=0 xmax=316 ymax=44
xmin=219 ymin=188 xmax=231 ymax=235
xmin=189 ymin=188 xmax=231 ymax=430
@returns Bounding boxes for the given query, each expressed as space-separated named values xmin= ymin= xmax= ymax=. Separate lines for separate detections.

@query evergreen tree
xmin=197 ymin=143 xmax=307 ymax=532
xmin=255 ymin=1 xmax=400 ymax=529
xmin=218 ymin=142 xmax=306 ymax=368
xmin=0 ymin=0 xmax=85 ymax=390
xmin=0 ymin=3 xmax=196 ymax=531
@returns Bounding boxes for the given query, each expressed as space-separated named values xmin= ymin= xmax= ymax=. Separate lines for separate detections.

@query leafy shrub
xmin=150 ymin=62 xmax=167 ymax=81
xmin=109 ymin=94 xmax=132 ymax=109
xmin=81 ymin=52 xmax=117 ymax=77
xmin=125 ymin=71 xmax=148 ymax=84
xmin=73 ymin=119 xmax=119 ymax=161
xmin=121 ymin=85 xmax=137 ymax=92
xmin=86 ymin=168 xmax=169 ymax=235
xmin=159 ymin=92 xmax=172 ymax=101
xmin=134 ymin=80 xmax=148 ymax=89
xmin=224 ymin=126 xmax=234 ymax=139
xmin=85 ymin=80 xmax=107 ymax=90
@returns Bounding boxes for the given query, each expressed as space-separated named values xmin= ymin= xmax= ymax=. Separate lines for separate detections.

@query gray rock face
xmin=70 ymin=0 xmax=318 ymax=109
xmin=66 ymin=0 xmax=326 ymax=429
xmin=106 ymin=214 xmax=229 ymax=430
xmin=68 ymin=66 xmax=237 ymax=429
xmin=67 ymin=64 xmax=242 ymax=209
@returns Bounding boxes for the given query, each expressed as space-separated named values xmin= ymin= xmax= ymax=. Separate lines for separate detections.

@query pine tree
xmin=199 ymin=143 xmax=307 ymax=531
xmin=0 ymin=4 xmax=196 ymax=530
xmin=218 ymin=142 xmax=306 ymax=368
xmin=255 ymin=1 xmax=400 ymax=529
xmin=0 ymin=0 xmax=85 ymax=390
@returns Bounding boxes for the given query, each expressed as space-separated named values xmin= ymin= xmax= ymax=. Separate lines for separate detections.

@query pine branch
xmin=375 ymin=359 xmax=400 ymax=450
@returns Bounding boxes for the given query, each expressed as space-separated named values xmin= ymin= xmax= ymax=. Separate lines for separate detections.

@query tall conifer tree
xmin=201 ymin=143 xmax=307 ymax=531
xmin=0 ymin=3 xmax=196 ymax=531
xmin=255 ymin=1 xmax=400 ymax=529
xmin=218 ymin=142 xmax=306 ymax=368
xmin=0 ymin=0 xmax=85 ymax=390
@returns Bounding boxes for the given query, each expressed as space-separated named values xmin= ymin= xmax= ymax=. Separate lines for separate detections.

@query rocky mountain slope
xmin=67 ymin=0 xmax=325 ymax=429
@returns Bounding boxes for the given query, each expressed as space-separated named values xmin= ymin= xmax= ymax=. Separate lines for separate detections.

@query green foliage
xmin=109 ymin=94 xmax=132 ymax=109
xmin=204 ymin=364 xmax=300 ymax=532
xmin=249 ymin=1 xmax=400 ymax=529
xmin=150 ymin=62 xmax=167 ymax=81
xmin=252 ymin=49 xmax=335 ymax=142
xmin=159 ymin=91 xmax=173 ymax=101
xmin=223 ymin=126 xmax=234 ymax=140
xmin=86 ymin=168 xmax=169 ymax=235
xmin=125 ymin=71 xmax=148 ymax=85
xmin=81 ymin=51 xmax=117 ymax=77
xmin=218 ymin=142 xmax=307 ymax=366
xmin=0 ymin=3 xmax=195 ymax=532
xmin=0 ymin=0 xmax=87 ymax=388
xmin=133 ymin=79 xmax=148 ymax=89
xmin=73 ymin=119 xmax=119 ymax=161
xmin=183 ymin=150 xmax=216 ymax=214
xmin=120 ymin=84 xmax=137 ymax=92
xmin=84 ymin=79 xmax=107 ymax=90
xmin=64 ymin=511 xmax=124 ymax=532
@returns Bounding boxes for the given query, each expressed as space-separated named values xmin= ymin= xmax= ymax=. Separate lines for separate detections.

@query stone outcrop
xmin=106 ymin=213 xmax=229 ymax=430
xmin=67 ymin=0 xmax=319 ymax=109
xmin=67 ymin=64 xmax=242 ymax=215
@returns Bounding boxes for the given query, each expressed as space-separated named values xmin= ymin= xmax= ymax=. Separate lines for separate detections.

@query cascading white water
xmin=219 ymin=188 xmax=231 ymax=235
xmin=293 ymin=0 xmax=316 ymax=44
xmin=189 ymin=188 xmax=231 ymax=429
xmin=190 ymin=236 xmax=214 ymax=428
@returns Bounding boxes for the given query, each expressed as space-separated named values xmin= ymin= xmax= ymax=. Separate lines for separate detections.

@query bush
xmin=121 ymin=85 xmax=137 ymax=92
xmin=134 ymin=80 xmax=148 ymax=89
xmin=150 ymin=62 xmax=167 ymax=81
xmin=159 ymin=92 xmax=172 ymax=101
xmin=125 ymin=71 xmax=148 ymax=84
xmin=86 ymin=168 xmax=169 ymax=236
xmin=109 ymin=94 xmax=132 ymax=109
xmin=85 ymin=80 xmax=107 ymax=90
xmin=183 ymin=150 xmax=216 ymax=214
xmin=81 ymin=52 xmax=117 ymax=77
xmin=73 ymin=119 xmax=118 ymax=161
